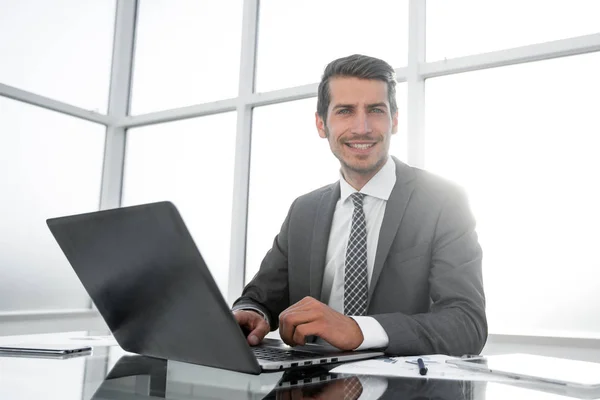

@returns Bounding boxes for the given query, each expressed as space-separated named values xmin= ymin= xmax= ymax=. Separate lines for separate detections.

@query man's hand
xmin=279 ymin=297 xmax=364 ymax=350
xmin=233 ymin=310 xmax=270 ymax=346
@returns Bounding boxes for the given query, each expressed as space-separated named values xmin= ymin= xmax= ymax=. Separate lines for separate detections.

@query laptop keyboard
xmin=252 ymin=346 xmax=319 ymax=362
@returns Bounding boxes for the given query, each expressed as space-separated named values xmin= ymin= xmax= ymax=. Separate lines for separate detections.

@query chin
xmin=344 ymin=160 xmax=380 ymax=174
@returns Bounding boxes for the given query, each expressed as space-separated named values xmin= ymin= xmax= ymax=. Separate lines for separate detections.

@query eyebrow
xmin=332 ymin=104 xmax=355 ymax=111
xmin=332 ymin=103 xmax=389 ymax=110
xmin=367 ymin=103 xmax=388 ymax=109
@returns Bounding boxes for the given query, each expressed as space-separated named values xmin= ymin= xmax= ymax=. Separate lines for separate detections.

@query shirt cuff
xmin=232 ymin=305 xmax=271 ymax=326
xmin=351 ymin=316 xmax=389 ymax=350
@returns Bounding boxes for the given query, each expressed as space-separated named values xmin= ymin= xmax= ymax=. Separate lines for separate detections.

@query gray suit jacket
xmin=234 ymin=157 xmax=487 ymax=356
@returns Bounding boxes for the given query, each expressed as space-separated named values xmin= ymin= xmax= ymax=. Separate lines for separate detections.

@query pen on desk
xmin=417 ymin=358 xmax=428 ymax=376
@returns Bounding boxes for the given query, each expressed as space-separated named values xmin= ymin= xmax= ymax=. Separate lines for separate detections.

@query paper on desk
xmin=331 ymin=354 xmax=512 ymax=382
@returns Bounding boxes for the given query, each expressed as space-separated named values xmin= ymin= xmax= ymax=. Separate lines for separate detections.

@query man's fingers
xmin=279 ymin=298 xmax=328 ymax=346
xmin=279 ymin=310 xmax=308 ymax=344
xmin=291 ymin=321 xmax=320 ymax=346
xmin=280 ymin=301 xmax=364 ymax=350
xmin=233 ymin=310 xmax=269 ymax=346
xmin=248 ymin=319 xmax=270 ymax=346
xmin=279 ymin=310 xmax=322 ymax=346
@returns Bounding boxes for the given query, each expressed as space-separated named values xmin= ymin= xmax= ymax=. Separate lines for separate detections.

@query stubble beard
xmin=339 ymin=152 xmax=387 ymax=176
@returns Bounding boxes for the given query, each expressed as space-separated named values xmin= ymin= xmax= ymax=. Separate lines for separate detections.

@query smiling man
xmin=232 ymin=54 xmax=487 ymax=356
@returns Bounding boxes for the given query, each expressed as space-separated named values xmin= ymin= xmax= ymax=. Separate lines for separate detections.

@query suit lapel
xmin=368 ymin=158 xmax=416 ymax=303
xmin=309 ymin=183 xmax=340 ymax=299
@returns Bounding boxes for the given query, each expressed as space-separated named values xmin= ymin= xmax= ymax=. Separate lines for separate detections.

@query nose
xmin=351 ymin=110 xmax=372 ymax=135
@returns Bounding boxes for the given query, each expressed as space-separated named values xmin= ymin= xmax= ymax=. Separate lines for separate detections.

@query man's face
xmin=316 ymin=77 xmax=398 ymax=180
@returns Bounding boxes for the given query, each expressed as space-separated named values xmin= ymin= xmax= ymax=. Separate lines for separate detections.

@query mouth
xmin=345 ymin=142 xmax=377 ymax=152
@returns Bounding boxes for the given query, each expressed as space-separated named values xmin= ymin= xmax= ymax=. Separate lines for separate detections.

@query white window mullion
xmin=407 ymin=0 xmax=426 ymax=168
xmin=228 ymin=0 xmax=259 ymax=305
xmin=99 ymin=0 xmax=137 ymax=211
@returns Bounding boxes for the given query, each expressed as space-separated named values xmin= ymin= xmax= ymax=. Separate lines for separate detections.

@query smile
xmin=346 ymin=143 xmax=375 ymax=149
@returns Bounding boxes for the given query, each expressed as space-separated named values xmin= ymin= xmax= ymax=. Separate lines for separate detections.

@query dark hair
xmin=317 ymin=54 xmax=397 ymax=121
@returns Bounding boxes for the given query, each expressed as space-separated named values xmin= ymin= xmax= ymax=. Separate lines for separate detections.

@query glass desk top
xmin=0 ymin=336 xmax=598 ymax=400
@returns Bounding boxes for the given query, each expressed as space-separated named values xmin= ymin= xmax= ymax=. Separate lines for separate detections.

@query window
xmin=130 ymin=0 xmax=243 ymax=115
xmin=122 ymin=113 xmax=237 ymax=296
xmin=0 ymin=98 xmax=105 ymax=311
xmin=425 ymin=53 xmax=600 ymax=335
xmin=256 ymin=0 xmax=408 ymax=92
xmin=0 ymin=0 xmax=116 ymax=112
xmin=427 ymin=0 xmax=600 ymax=61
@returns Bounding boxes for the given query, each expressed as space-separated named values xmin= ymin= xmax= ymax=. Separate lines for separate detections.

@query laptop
xmin=46 ymin=201 xmax=383 ymax=374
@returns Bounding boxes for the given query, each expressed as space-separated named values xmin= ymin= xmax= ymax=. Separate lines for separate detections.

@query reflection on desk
xmin=263 ymin=372 xmax=477 ymax=400
xmin=0 ymin=336 xmax=598 ymax=400
xmin=98 ymin=355 xmax=478 ymax=400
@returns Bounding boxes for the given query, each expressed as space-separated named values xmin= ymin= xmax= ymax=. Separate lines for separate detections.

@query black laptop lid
xmin=47 ymin=201 xmax=261 ymax=374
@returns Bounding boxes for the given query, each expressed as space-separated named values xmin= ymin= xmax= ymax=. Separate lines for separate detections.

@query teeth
xmin=349 ymin=143 xmax=374 ymax=149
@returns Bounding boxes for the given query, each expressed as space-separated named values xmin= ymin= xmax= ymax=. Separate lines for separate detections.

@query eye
xmin=370 ymin=108 xmax=385 ymax=114
xmin=336 ymin=108 xmax=352 ymax=115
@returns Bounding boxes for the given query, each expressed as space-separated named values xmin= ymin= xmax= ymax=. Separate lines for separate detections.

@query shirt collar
xmin=339 ymin=156 xmax=397 ymax=203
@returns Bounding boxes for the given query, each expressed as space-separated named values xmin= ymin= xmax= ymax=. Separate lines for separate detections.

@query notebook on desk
xmin=46 ymin=201 xmax=383 ymax=374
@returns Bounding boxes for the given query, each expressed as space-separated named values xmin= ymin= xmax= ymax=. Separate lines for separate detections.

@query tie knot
xmin=350 ymin=192 xmax=365 ymax=208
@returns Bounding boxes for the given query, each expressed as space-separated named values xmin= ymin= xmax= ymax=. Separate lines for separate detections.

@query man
xmin=233 ymin=54 xmax=487 ymax=356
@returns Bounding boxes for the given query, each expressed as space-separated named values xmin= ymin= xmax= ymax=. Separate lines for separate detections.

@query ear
xmin=391 ymin=111 xmax=399 ymax=135
xmin=316 ymin=112 xmax=327 ymax=138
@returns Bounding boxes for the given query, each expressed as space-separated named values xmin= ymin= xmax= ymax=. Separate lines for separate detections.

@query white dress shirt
xmin=320 ymin=156 xmax=395 ymax=350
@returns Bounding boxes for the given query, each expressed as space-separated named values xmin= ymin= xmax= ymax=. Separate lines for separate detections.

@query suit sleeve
xmin=232 ymin=200 xmax=296 ymax=331
xmin=372 ymin=188 xmax=488 ymax=356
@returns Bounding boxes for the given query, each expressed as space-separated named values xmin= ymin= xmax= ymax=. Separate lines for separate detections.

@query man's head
xmin=317 ymin=54 xmax=398 ymax=121
xmin=315 ymin=55 xmax=399 ymax=189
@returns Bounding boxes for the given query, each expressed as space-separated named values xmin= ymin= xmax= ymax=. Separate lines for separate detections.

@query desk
xmin=0 ymin=332 xmax=597 ymax=400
